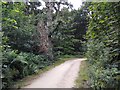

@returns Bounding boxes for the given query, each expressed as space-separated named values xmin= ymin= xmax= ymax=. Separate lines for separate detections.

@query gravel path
xmin=24 ymin=58 xmax=85 ymax=88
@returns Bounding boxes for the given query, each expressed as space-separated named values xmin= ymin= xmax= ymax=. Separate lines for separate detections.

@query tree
xmin=2 ymin=2 xmax=39 ymax=53
xmin=37 ymin=1 xmax=72 ymax=60
xmin=73 ymin=3 xmax=89 ymax=54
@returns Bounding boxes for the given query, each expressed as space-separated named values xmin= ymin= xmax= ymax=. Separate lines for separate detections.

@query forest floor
xmin=22 ymin=58 xmax=86 ymax=88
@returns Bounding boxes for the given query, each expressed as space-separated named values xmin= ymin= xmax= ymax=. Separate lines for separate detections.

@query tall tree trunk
xmin=37 ymin=2 xmax=71 ymax=60
xmin=37 ymin=2 xmax=53 ymax=60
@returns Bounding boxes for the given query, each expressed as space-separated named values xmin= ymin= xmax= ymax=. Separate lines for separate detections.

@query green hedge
xmin=86 ymin=2 xmax=120 ymax=89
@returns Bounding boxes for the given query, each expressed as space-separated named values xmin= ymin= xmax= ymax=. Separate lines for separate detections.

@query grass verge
xmin=13 ymin=55 xmax=79 ymax=89
xmin=75 ymin=60 xmax=90 ymax=88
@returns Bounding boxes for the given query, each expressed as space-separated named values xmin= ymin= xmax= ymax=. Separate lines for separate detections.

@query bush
xmin=86 ymin=2 xmax=120 ymax=89
xmin=2 ymin=49 xmax=51 ymax=88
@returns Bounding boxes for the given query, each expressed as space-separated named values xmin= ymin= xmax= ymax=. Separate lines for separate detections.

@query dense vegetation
xmin=86 ymin=2 xmax=120 ymax=89
xmin=1 ymin=1 xmax=87 ymax=89
xmin=1 ymin=1 xmax=120 ymax=89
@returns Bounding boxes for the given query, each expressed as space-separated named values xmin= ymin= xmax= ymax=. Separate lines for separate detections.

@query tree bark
xmin=37 ymin=2 xmax=71 ymax=60
xmin=37 ymin=2 xmax=53 ymax=60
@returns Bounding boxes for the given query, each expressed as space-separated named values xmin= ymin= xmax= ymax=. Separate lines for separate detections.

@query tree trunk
xmin=37 ymin=2 xmax=54 ymax=60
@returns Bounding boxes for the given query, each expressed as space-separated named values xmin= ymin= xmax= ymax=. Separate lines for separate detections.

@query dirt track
xmin=24 ymin=58 xmax=85 ymax=88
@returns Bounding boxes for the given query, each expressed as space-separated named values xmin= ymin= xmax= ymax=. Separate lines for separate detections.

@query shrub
xmin=2 ymin=49 xmax=51 ymax=88
xmin=86 ymin=2 xmax=120 ymax=89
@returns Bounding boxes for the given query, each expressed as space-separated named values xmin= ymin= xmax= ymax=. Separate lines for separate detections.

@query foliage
xmin=2 ymin=2 xmax=45 ymax=88
xmin=52 ymin=6 xmax=88 ymax=56
xmin=86 ymin=2 xmax=120 ymax=89
xmin=2 ymin=2 xmax=39 ymax=54
xmin=2 ymin=48 xmax=51 ymax=88
xmin=2 ymin=1 xmax=88 ymax=89
xmin=52 ymin=8 xmax=76 ymax=56
xmin=2 ymin=2 xmax=48 ymax=88
xmin=73 ymin=3 xmax=89 ymax=54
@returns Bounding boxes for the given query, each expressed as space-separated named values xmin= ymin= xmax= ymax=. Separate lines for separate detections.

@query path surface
xmin=24 ymin=58 xmax=85 ymax=88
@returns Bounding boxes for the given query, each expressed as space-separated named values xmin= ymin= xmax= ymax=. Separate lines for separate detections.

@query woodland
xmin=1 ymin=1 xmax=120 ymax=89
